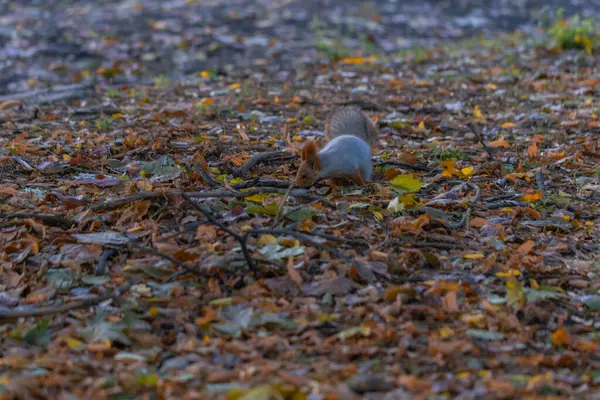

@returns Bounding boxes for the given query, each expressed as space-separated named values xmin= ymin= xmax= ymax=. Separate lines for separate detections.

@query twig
xmin=272 ymin=183 xmax=295 ymax=227
xmin=193 ymin=162 xmax=221 ymax=188
xmin=0 ymin=283 xmax=131 ymax=320
xmin=182 ymin=193 xmax=257 ymax=271
xmin=90 ymin=192 xmax=163 ymax=211
xmin=0 ymin=212 xmax=73 ymax=230
xmin=374 ymin=160 xmax=431 ymax=172
xmin=90 ymin=187 xmax=336 ymax=213
xmin=234 ymin=151 xmax=296 ymax=177
xmin=469 ymin=123 xmax=495 ymax=161
xmin=128 ymin=243 xmax=200 ymax=275
xmin=232 ymin=178 xmax=291 ymax=190
xmin=95 ymin=248 xmax=117 ymax=276
xmin=185 ymin=187 xmax=336 ymax=207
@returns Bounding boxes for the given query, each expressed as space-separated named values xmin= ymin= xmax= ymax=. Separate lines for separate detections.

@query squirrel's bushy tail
xmin=325 ymin=106 xmax=378 ymax=145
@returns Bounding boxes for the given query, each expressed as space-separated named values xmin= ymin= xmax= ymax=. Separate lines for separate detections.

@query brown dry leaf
xmin=470 ymin=217 xmax=488 ymax=228
xmin=287 ymin=257 xmax=303 ymax=286
xmin=441 ymin=290 xmax=459 ymax=314
xmin=517 ymin=240 xmax=535 ymax=256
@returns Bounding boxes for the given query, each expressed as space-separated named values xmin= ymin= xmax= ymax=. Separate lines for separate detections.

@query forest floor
xmin=1 ymin=1 xmax=600 ymax=399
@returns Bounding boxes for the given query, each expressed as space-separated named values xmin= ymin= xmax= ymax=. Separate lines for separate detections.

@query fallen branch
xmin=193 ymin=162 xmax=220 ymax=188
xmin=0 ymin=283 xmax=131 ymax=320
xmin=232 ymin=178 xmax=291 ymax=190
xmin=182 ymin=193 xmax=257 ymax=271
xmin=90 ymin=192 xmax=163 ymax=211
xmin=374 ymin=160 xmax=432 ymax=172
xmin=468 ymin=123 xmax=495 ymax=161
xmin=90 ymin=187 xmax=335 ymax=212
xmin=128 ymin=243 xmax=201 ymax=276
xmin=234 ymin=151 xmax=296 ymax=177
xmin=0 ymin=212 xmax=73 ymax=230
xmin=95 ymin=248 xmax=117 ymax=276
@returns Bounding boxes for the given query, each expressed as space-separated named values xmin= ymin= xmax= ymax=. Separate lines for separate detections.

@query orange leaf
xmin=551 ymin=327 xmax=571 ymax=346
xmin=470 ymin=217 xmax=488 ymax=228
xmin=488 ymin=139 xmax=509 ymax=148
xmin=517 ymin=240 xmax=535 ymax=256
xmin=501 ymin=122 xmax=517 ymax=129
xmin=520 ymin=192 xmax=542 ymax=202
xmin=527 ymin=142 xmax=539 ymax=159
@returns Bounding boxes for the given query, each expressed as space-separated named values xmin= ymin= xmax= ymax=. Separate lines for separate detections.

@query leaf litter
xmin=0 ymin=1 xmax=600 ymax=399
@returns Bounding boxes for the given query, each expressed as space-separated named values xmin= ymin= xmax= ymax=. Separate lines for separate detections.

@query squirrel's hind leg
xmin=349 ymin=169 xmax=367 ymax=186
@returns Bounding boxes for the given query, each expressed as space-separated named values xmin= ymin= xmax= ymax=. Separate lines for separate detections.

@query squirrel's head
xmin=295 ymin=140 xmax=320 ymax=188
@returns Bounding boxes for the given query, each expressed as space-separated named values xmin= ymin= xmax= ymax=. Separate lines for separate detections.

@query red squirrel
xmin=295 ymin=107 xmax=377 ymax=188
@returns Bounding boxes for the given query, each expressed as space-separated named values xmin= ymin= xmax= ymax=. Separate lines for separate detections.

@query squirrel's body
xmin=325 ymin=106 xmax=378 ymax=146
xmin=295 ymin=107 xmax=376 ymax=187
xmin=316 ymin=135 xmax=372 ymax=181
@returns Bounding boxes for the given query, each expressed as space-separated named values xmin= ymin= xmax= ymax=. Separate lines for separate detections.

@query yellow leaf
xmin=501 ymin=122 xmax=516 ymax=129
xmin=66 ymin=337 xmax=83 ymax=350
xmin=460 ymin=166 xmax=474 ymax=176
xmin=229 ymin=83 xmax=241 ymax=89
xmin=373 ymin=211 xmax=384 ymax=221
xmin=439 ymin=326 xmax=454 ymax=338
xmin=486 ymin=83 xmax=498 ymax=90
xmin=496 ymin=269 xmax=520 ymax=277
xmin=245 ymin=194 xmax=265 ymax=203
xmin=258 ymin=234 xmax=277 ymax=247
xmin=200 ymin=70 xmax=210 ymax=78
xmin=401 ymin=193 xmax=416 ymax=206
xmin=417 ymin=121 xmax=425 ymax=130
xmin=506 ymin=277 xmax=525 ymax=309
xmin=390 ymin=174 xmax=423 ymax=192
xmin=464 ymin=253 xmax=484 ymax=259
xmin=473 ymin=105 xmax=484 ymax=120
xmin=441 ymin=160 xmax=455 ymax=177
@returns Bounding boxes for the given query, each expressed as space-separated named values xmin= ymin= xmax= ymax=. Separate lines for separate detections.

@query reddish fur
xmin=301 ymin=140 xmax=320 ymax=170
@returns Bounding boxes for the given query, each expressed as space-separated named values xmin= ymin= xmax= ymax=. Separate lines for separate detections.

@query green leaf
xmin=286 ymin=207 xmax=316 ymax=222
xmin=583 ymin=295 xmax=600 ymax=309
xmin=390 ymin=173 xmax=423 ymax=192
xmin=24 ymin=318 xmax=52 ymax=346
xmin=46 ymin=268 xmax=75 ymax=289
xmin=246 ymin=202 xmax=279 ymax=216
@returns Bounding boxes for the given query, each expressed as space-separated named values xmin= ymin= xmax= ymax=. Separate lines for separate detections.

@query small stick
xmin=193 ymin=162 xmax=220 ymax=188
xmin=234 ymin=151 xmax=296 ymax=177
xmin=374 ymin=160 xmax=431 ymax=172
xmin=469 ymin=123 xmax=495 ymax=161
xmin=272 ymin=183 xmax=295 ymax=227
xmin=95 ymin=248 xmax=117 ymax=276
xmin=0 ymin=212 xmax=73 ymax=230
xmin=0 ymin=283 xmax=131 ymax=320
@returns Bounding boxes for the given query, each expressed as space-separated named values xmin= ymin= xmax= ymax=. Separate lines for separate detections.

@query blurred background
xmin=1 ymin=0 xmax=599 ymax=95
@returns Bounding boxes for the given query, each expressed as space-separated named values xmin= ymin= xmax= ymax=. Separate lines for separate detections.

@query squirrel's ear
xmin=301 ymin=141 xmax=320 ymax=170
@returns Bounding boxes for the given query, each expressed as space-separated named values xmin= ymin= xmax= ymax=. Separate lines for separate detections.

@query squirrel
xmin=295 ymin=107 xmax=377 ymax=188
